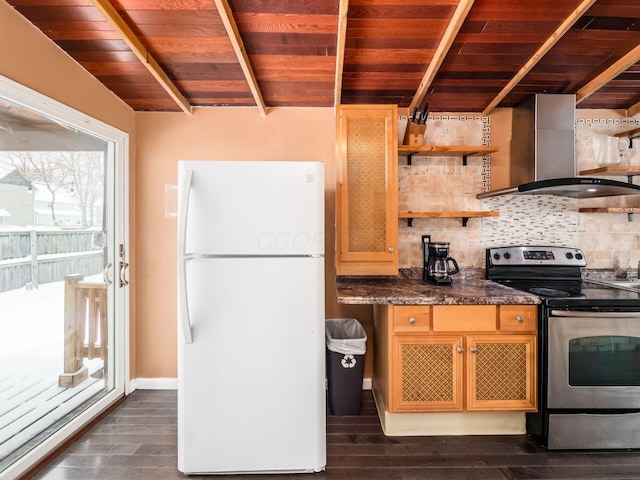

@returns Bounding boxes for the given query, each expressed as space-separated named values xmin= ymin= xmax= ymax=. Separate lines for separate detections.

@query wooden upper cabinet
xmin=336 ymin=105 xmax=398 ymax=276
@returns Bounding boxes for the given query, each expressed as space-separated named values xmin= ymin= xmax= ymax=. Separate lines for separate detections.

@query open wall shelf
xmin=399 ymin=211 xmax=499 ymax=227
xmin=580 ymin=166 xmax=640 ymax=179
xmin=615 ymin=128 xmax=640 ymax=139
xmin=578 ymin=165 xmax=640 ymax=221
xmin=398 ymin=145 xmax=499 ymax=165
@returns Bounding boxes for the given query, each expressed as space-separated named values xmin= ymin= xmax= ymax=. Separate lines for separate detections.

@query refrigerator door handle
xmin=178 ymin=169 xmax=194 ymax=344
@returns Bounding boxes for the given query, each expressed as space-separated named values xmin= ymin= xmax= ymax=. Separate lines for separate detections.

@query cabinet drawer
xmin=393 ymin=306 xmax=430 ymax=333
xmin=432 ymin=305 xmax=496 ymax=332
xmin=499 ymin=305 xmax=537 ymax=332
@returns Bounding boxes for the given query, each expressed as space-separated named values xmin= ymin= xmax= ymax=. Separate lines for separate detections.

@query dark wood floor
xmin=28 ymin=389 xmax=640 ymax=479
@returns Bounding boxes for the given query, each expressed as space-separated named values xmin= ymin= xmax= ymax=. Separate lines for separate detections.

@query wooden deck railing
xmin=58 ymin=274 xmax=107 ymax=388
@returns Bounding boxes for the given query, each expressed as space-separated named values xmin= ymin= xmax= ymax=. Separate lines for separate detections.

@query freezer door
xmin=178 ymin=160 xmax=324 ymax=256
xmin=177 ymin=256 xmax=326 ymax=474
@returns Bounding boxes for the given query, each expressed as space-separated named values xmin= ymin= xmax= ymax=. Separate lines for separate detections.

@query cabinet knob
xmin=408 ymin=317 xmax=416 ymax=324
xmin=388 ymin=246 xmax=394 ymax=253
xmin=470 ymin=347 xmax=478 ymax=354
xmin=457 ymin=347 xmax=464 ymax=354
xmin=516 ymin=315 xmax=524 ymax=323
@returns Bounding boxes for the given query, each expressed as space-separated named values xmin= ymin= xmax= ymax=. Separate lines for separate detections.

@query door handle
xmin=119 ymin=260 xmax=129 ymax=287
xmin=118 ymin=244 xmax=129 ymax=288
xmin=103 ymin=262 xmax=113 ymax=285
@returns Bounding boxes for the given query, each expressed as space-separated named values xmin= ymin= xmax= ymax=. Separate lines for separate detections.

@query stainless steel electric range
xmin=486 ymin=245 xmax=640 ymax=450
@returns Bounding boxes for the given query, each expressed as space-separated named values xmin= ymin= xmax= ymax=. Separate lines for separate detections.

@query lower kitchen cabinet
xmin=374 ymin=304 xmax=537 ymax=413
xmin=392 ymin=334 xmax=464 ymax=411
xmin=466 ymin=333 xmax=536 ymax=411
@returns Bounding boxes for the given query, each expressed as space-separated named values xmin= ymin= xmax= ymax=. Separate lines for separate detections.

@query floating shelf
xmin=580 ymin=166 xmax=640 ymax=180
xmin=579 ymin=208 xmax=640 ymax=213
xmin=399 ymin=211 xmax=499 ymax=227
xmin=615 ymin=128 xmax=640 ymax=139
xmin=398 ymin=145 xmax=499 ymax=165
xmin=579 ymin=167 xmax=640 ymax=221
xmin=579 ymin=207 xmax=640 ymax=222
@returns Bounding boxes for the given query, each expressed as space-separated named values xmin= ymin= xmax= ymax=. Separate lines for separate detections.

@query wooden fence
xmin=0 ymin=229 xmax=103 ymax=292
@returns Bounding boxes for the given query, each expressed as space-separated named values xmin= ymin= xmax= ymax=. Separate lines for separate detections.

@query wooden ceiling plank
xmin=481 ymin=0 xmax=598 ymax=115
xmin=334 ymin=0 xmax=348 ymax=107
xmin=89 ymin=0 xmax=192 ymax=115
xmin=576 ymin=44 xmax=640 ymax=105
xmin=213 ymin=0 xmax=267 ymax=116
xmin=409 ymin=0 xmax=476 ymax=114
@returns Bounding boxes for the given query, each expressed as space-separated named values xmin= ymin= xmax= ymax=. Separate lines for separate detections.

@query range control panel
xmin=487 ymin=246 xmax=587 ymax=267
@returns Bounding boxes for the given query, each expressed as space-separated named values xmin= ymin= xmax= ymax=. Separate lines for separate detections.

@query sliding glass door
xmin=0 ymin=76 xmax=128 ymax=479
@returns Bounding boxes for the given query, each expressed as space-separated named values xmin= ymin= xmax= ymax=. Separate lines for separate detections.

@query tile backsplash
xmin=397 ymin=114 xmax=640 ymax=273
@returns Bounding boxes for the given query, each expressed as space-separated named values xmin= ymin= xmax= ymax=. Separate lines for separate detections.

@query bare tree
xmin=56 ymin=151 xmax=104 ymax=227
xmin=0 ymin=151 xmax=103 ymax=227
xmin=0 ymin=151 xmax=70 ymax=224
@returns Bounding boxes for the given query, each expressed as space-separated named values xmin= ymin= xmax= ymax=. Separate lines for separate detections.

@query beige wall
xmin=134 ymin=108 xmax=373 ymax=378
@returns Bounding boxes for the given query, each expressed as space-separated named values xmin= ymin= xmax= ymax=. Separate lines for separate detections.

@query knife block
xmin=403 ymin=120 xmax=426 ymax=146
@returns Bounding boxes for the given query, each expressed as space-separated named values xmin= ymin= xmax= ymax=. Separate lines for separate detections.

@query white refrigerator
xmin=177 ymin=160 xmax=326 ymax=475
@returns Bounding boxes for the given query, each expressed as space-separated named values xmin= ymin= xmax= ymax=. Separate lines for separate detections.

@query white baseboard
xmin=130 ymin=377 xmax=371 ymax=391
xmin=130 ymin=377 xmax=177 ymax=391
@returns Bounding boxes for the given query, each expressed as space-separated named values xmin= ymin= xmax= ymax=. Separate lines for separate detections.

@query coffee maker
xmin=422 ymin=235 xmax=460 ymax=285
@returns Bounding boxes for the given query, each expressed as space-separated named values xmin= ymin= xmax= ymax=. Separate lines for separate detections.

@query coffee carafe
xmin=423 ymin=238 xmax=459 ymax=285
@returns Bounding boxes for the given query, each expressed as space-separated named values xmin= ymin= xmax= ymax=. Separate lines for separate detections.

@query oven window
xmin=569 ymin=336 xmax=640 ymax=386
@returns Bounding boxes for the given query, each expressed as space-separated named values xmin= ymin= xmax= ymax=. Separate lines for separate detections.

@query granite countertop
xmin=335 ymin=276 xmax=541 ymax=306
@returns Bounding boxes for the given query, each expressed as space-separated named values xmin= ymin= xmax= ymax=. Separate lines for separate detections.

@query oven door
xmin=548 ymin=310 xmax=640 ymax=409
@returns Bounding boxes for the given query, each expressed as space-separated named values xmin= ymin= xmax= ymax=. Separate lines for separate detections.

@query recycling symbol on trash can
xmin=341 ymin=354 xmax=357 ymax=368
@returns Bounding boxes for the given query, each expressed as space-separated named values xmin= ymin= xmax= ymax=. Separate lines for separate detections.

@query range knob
xmin=503 ymin=252 xmax=511 ymax=260
xmin=575 ymin=252 xmax=583 ymax=260
xmin=565 ymin=252 xmax=574 ymax=259
xmin=493 ymin=253 xmax=501 ymax=260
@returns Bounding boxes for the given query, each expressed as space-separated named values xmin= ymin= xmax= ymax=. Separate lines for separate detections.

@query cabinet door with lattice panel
xmin=390 ymin=335 xmax=464 ymax=412
xmin=336 ymin=105 xmax=398 ymax=275
xmin=466 ymin=334 xmax=537 ymax=411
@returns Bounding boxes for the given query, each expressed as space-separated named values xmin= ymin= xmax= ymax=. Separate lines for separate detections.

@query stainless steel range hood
xmin=477 ymin=94 xmax=640 ymax=199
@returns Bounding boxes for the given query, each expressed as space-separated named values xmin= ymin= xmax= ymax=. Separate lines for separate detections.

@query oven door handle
xmin=551 ymin=310 xmax=640 ymax=318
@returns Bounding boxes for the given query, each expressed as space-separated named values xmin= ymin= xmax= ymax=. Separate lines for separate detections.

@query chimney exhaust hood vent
xmin=477 ymin=94 xmax=640 ymax=199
